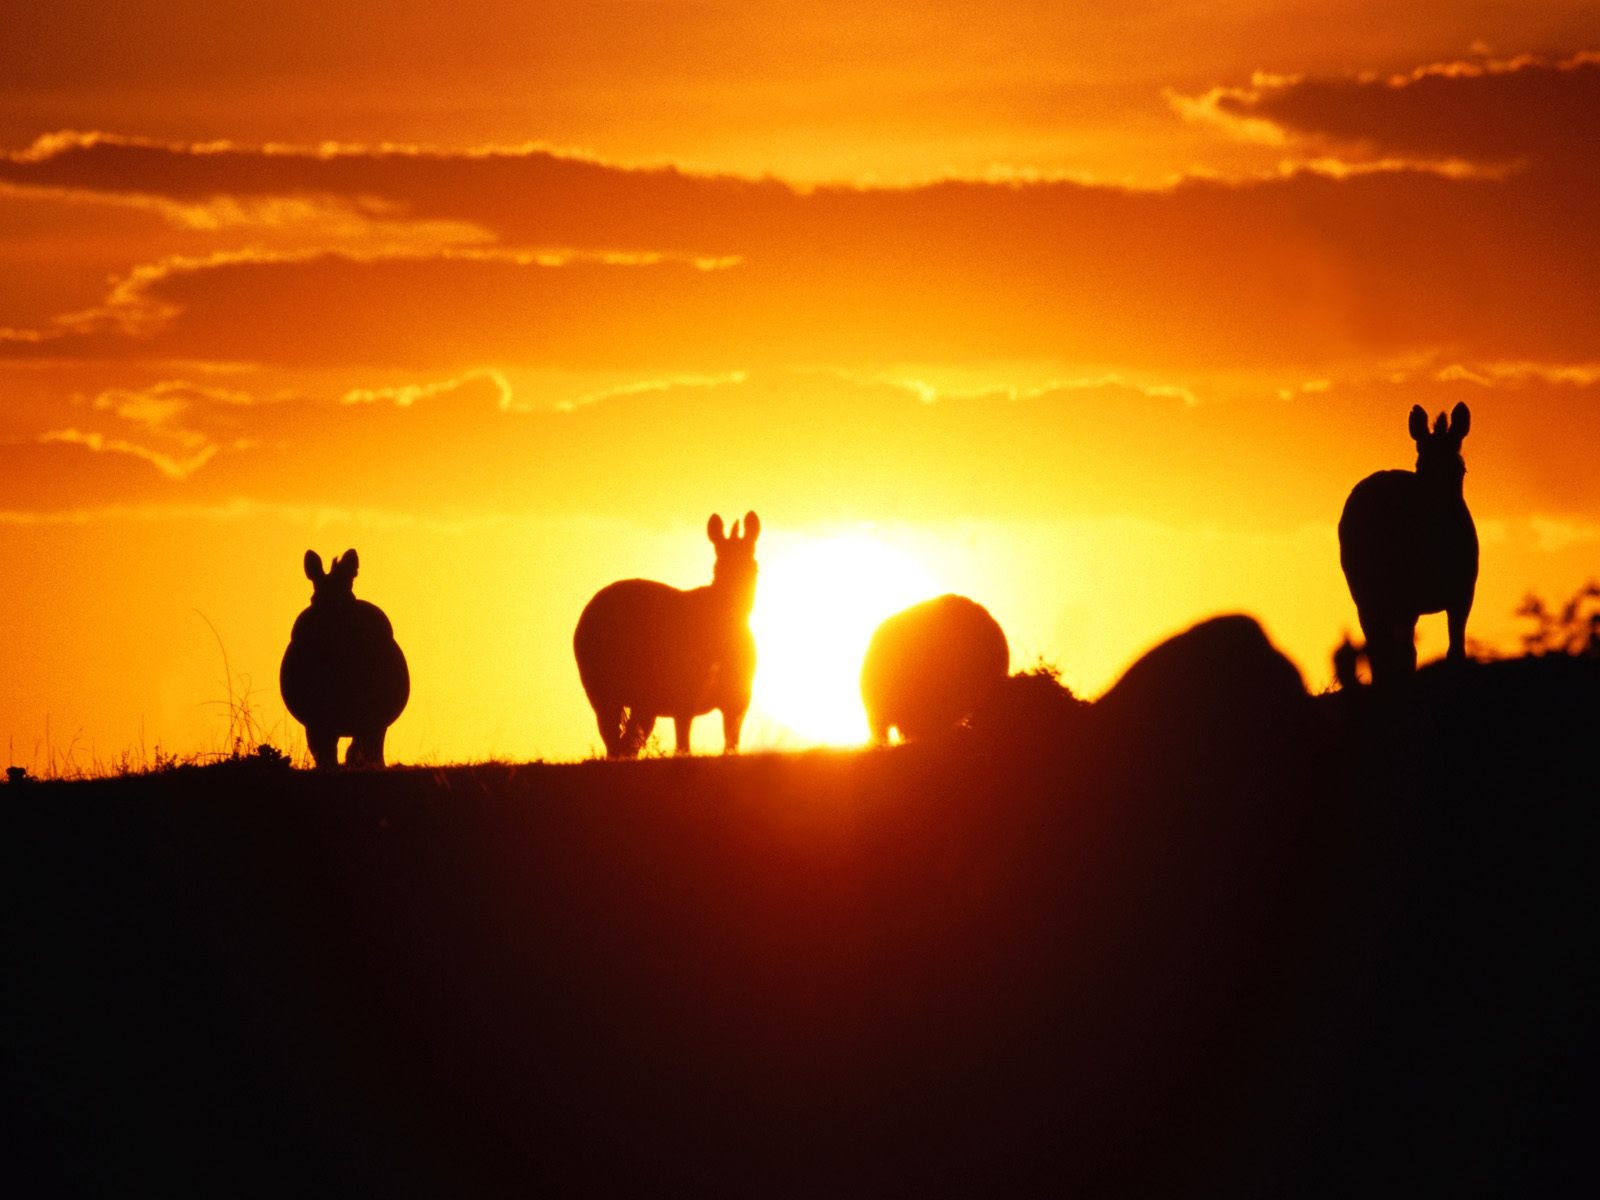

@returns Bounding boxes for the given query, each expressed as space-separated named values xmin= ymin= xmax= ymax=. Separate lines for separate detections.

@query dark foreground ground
xmin=4 ymin=655 xmax=1595 ymax=1197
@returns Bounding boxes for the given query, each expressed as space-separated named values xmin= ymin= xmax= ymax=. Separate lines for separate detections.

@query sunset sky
xmin=4 ymin=4 xmax=1599 ymax=768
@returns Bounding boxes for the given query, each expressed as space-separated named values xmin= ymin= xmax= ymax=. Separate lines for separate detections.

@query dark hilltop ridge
xmin=5 ymin=616 xmax=1595 ymax=1197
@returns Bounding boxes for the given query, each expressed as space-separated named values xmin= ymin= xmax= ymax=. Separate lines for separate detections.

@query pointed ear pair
xmin=1410 ymin=404 xmax=1471 ymax=445
xmin=707 ymin=513 xmax=762 ymax=545
xmin=304 ymin=549 xmax=359 ymax=582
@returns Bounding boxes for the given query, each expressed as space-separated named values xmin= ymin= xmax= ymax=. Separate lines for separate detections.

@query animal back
xmin=574 ymin=579 xmax=736 ymax=715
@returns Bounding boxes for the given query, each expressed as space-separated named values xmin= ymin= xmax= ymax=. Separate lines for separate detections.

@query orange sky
xmin=3 ymin=6 xmax=1599 ymax=768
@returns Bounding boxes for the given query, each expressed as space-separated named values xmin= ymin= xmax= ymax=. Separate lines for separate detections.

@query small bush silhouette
xmin=1516 ymin=580 xmax=1600 ymax=658
xmin=972 ymin=660 xmax=1087 ymax=734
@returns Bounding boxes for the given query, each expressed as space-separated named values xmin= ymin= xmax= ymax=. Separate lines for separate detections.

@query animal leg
xmin=349 ymin=728 xmax=387 ymax=767
xmin=622 ymin=709 xmax=656 ymax=757
xmin=673 ymin=715 xmax=693 ymax=755
xmin=590 ymin=700 xmax=627 ymax=757
xmin=1359 ymin=609 xmax=1417 ymax=684
xmin=1397 ymin=623 xmax=1418 ymax=675
xmin=722 ymin=705 xmax=747 ymax=754
xmin=1446 ymin=598 xmax=1473 ymax=663
xmin=866 ymin=709 xmax=891 ymax=745
xmin=305 ymin=726 xmax=339 ymax=770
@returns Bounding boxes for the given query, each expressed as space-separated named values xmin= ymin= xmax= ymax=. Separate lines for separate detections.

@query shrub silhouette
xmin=860 ymin=594 xmax=1009 ymax=743
xmin=1339 ymin=403 xmax=1478 ymax=683
xmin=279 ymin=549 xmax=410 ymax=769
xmin=1516 ymin=580 xmax=1600 ymax=658
xmin=969 ymin=660 xmax=1088 ymax=743
xmin=574 ymin=512 xmax=761 ymax=758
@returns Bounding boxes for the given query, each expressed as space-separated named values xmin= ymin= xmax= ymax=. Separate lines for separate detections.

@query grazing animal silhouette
xmin=1339 ymin=403 xmax=1478 ymax=683
xmin=279 ymin=549 xmax=409 ymax=768
xmin=574 ymin=512 xmax=761 ymax=758
xmin=860 ymin=594 xmax=1009 ymax=743
xmin=1100 ymin=614 xmax=1306 ymax=721
xmin=1095 ymin=614 xmax=1310 ymax=771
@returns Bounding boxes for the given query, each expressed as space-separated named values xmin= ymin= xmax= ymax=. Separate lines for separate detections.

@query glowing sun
xmin=748 ymin=533 xmax=943 ymax=745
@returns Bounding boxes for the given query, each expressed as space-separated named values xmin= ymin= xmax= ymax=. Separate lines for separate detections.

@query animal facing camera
xmin=1340 ymin=405 xmax=1479 ymax=683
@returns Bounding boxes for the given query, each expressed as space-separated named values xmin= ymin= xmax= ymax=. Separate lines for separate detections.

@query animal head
xmin=708 ymin=511 xmax=761 ymax=603
xmin=1410 ymin=402 xmax=1470 ymax=483
xmin=305 ymin=549 xmax=360 ymax=603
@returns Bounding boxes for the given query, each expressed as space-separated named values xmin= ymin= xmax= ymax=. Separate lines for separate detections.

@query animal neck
xmin=1414 ymin=442 xmax=1466 ymax=498
xmin=698 ymin=574 xmax=756 ymax=627
xmin=1415 ymin=467 xmax=1466 ymax=508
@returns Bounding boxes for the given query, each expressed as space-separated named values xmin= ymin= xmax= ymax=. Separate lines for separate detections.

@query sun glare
xmin=748 ymin=533 xmax=944 ymax=746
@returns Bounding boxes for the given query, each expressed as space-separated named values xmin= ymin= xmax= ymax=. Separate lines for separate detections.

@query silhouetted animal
xmin=574 ymin=513 xmax=761 ymax=758
xmin=1339 ymin=404 xmax=1478 ymax=682
xmin=1097 ymin=614 xmax=1308 ymax=752
xmin=860 ymin=594 xmax=1009 ymax=743
xmin=279 ymin=549 xmax=409 ymax=768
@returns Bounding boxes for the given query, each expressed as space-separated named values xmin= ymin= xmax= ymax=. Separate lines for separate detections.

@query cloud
xmin=7 ymin=364 xmax=1600 ymax=538
xmin=1209 ymin=51 xmax=1600 ymax=169
xmin=1431 ymin=360 xmax=1600 ymax=388
xmin=343 ymin=367 xmax=515 ymax=410
xmin=0 ymin=132 xmax=800 ymax=255
xmin=5 ymin=159 xmax=1595 ymax=373
xmin=39 ymin=427 xmax=217 ymax=480
xmin=1 ymin=78 xmax=1597 ymax=375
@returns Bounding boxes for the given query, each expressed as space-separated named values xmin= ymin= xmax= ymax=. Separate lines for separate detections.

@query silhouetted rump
xmin=861 ymin=594 xmax=1009 ymax=741
xmin=1339 ymin=471 xmax=1428 ymax=592
xmin=280 ymin=622 xmax=409 ymax=732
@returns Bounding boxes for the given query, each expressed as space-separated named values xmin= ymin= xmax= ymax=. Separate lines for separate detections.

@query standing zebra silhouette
xmin=574 ymin=513 xmax=761 ymax=758
xmin=280 ymin=549 xmax=410 ymax=768
xmin=1339 ymin=403 xmax=1478 ymax=683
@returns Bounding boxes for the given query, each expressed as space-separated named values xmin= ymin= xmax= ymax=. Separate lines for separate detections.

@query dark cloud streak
xmin=1220 ymin=53 xmax=1600 ymax=167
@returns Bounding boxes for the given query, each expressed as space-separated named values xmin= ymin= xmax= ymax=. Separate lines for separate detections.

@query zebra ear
xmin=742 ymin=511 xmax=761 ymax=544
xmin=1408 ymin=405 xmax=1429 ymax=443
xmin=707 ymin=514 xmax=727 ymax=546
xmin=304 ymin=550 xmax=325 ymax=582
xmin=333 ymin=549 xmax=359 ymax=582
xmin=1449 ymin=402 xmax=1471 ymax=442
